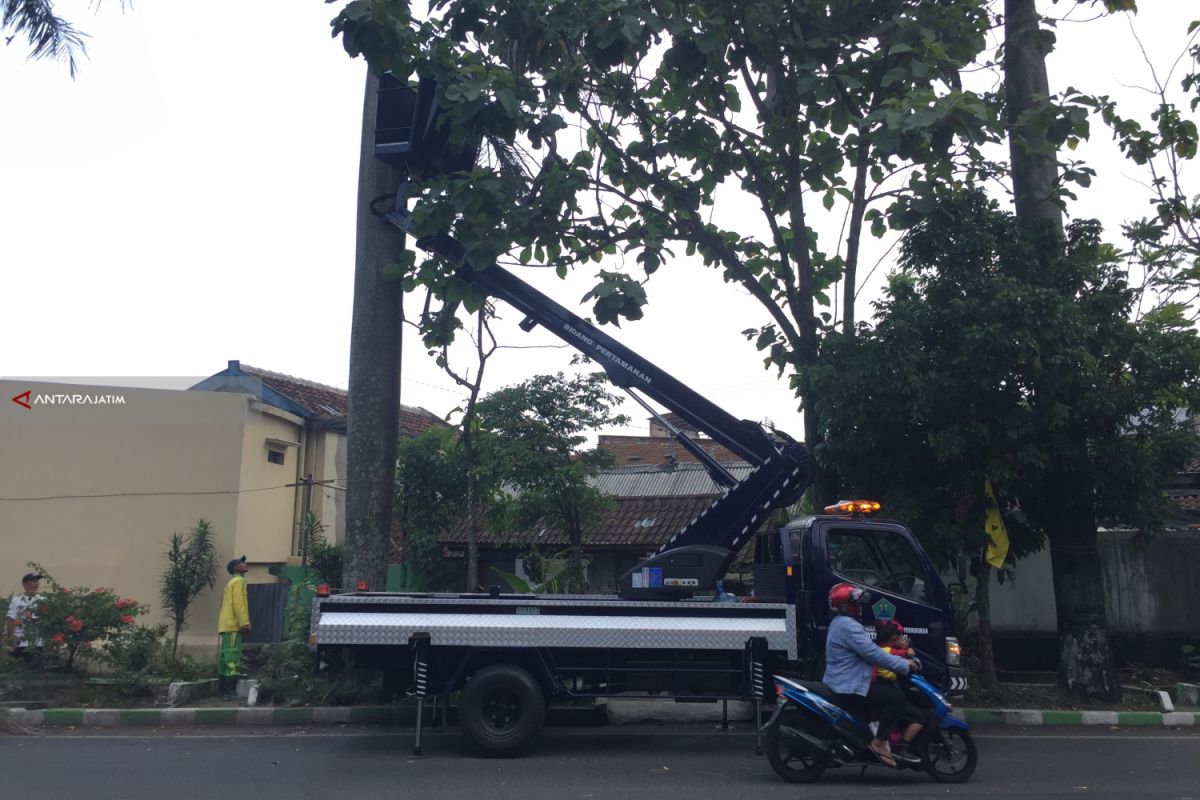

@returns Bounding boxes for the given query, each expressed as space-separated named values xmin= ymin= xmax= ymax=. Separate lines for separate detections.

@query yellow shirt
xmin=218 ymin=575 xmax=251 ymax=633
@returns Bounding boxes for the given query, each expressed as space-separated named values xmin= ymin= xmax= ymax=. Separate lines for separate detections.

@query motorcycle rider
xmin=823 ymin=583 xmax=921 ymax=767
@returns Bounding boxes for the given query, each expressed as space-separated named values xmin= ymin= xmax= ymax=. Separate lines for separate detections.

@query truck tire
xmin=458 ymin=664 xmax=546 ymax=758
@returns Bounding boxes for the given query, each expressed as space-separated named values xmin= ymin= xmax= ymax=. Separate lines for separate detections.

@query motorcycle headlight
xmin=946 ymin=637 xmax=961 ymax=666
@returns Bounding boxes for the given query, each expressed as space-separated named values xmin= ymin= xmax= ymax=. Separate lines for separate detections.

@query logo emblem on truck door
xmin=872 ymin=597 xmax=896 ymax=621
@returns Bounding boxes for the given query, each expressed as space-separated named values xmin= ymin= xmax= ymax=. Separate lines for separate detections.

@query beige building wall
xmin=306 ymin=429 xmax=347 ymax=545
xmin=0 ymin=380 xmax=296 ymax=656
xmin=233 ymin=403 xmax=304 ymax=562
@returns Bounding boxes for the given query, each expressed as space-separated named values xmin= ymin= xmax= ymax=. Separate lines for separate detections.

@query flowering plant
xmin=22 ymin=564 xmax=149 ymax=671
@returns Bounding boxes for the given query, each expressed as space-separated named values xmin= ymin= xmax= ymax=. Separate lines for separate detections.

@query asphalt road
xmin=2 ymin=725 xmax=1198 ymax=799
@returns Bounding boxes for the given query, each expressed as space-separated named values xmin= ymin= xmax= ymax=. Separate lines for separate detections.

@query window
xmin=827 ymin=527 xmax=929 ymax=603
xmin=267 ymin=449 xmax=285 ymax=465
xmin=755 ymin=529 xmax=784 ymax=565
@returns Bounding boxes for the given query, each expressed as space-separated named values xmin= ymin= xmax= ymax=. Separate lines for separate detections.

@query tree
xmin=434 ymin=308 xmax=499 ymax=591
xmin=996 ymin=0 xmax=1142 ymax=698
xmin=344 ymin=70 xmax=408 ymax=595
xmin=1 ymin=0 xmax=124 ymax=78
xmin=476 ymin=371 xmax=629 ymax=591
xmin=330 ymin=0 xmax=1001 ymax=509
xmin=395 ymin=372 xmax=628 ymax=592
xmin=815 ymin=191 xmax=1200 ymax=694
xmin=159 ymin=519 xmax=217 ymax=660
xmin=395 ymin=425 xmax=471 ymax=591
xmin=1084 ymin=17 xmax=1199 ymax=323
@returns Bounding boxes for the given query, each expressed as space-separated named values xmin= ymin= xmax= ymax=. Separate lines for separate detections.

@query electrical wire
xmin=0 ymin=484 xmax=296 ymax=502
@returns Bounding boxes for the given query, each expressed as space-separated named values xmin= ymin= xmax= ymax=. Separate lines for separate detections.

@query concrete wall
xmin=979 ymin=530 xmax=1200 ymax=638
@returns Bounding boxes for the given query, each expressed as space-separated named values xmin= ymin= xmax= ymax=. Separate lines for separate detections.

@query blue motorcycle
xmin=761 ymin=672 xmax=977 ymax=783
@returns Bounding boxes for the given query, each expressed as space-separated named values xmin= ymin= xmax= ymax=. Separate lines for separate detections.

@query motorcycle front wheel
xmin=923 ymin=726 xmax=978 ymax=783
xmin=765 ymin=727 xmax=827 ymax=783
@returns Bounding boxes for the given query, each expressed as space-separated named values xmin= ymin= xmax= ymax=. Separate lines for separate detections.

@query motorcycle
xmin=761 ymin=672 xmax=978 ymax=783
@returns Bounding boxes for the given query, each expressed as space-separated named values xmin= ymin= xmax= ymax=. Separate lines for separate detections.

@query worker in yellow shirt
xmin=217 ymin=556 xmax=251 ymax=700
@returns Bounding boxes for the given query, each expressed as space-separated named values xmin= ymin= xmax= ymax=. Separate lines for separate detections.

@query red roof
xmin=239 ymin=364 xmax=443 ymax=437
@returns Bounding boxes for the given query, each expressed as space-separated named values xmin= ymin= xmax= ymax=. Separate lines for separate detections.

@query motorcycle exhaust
xmin=777 ymin=726 xmax=834 ymax=762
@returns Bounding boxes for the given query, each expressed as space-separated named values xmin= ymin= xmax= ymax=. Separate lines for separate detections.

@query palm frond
xmin=2 ymin=0 xmax=89 ymax=77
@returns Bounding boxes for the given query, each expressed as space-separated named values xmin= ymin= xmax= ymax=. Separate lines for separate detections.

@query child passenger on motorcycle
xmin=874 ymin=620 xmax=925 ymax=751
xmin=822 ymin=583 xmax=921 ymax=768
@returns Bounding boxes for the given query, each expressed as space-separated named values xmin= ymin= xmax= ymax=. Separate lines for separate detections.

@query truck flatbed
xmin=314 ymin=592 xmax=797 ymax=659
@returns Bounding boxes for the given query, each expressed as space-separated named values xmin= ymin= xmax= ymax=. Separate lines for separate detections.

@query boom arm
xmin=396 ymin=220 xmax=813 ymax=598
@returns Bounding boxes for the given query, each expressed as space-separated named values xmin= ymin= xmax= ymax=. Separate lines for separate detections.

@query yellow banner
xmin=984 ymin=479 xmax=1010 ymax=569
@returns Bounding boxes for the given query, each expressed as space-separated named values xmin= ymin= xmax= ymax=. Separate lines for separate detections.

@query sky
xmin=2 ymin=2 xmax=1196 ymax=440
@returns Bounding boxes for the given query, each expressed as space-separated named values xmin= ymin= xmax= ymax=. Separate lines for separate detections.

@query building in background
xmin=0 ymin=364 xmax=442 ymax=654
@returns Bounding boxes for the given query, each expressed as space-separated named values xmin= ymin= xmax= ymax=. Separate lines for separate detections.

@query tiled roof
xmin=590 ymin=462 xmax=754 ymax=497
xmin=236 ymin=364 xmax=444 ymax=437
xmin=598 ymin=434 xmax=742 ymax=466
xmin=440 ymin=494 xmax=726 ymax=549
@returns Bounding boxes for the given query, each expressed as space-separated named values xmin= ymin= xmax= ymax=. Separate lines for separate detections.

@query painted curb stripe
xmin=273 ymin=707 xmax=314 ymax=725
xmin=118 ymin=709 xmax=162 ymax=726
xmin=349 ymin=706 xmax=395 ymax=723
xmin=41 ymin=709 xmax=84 ymax=726
xmin=193 ymin=708 xmax=238 ymax=725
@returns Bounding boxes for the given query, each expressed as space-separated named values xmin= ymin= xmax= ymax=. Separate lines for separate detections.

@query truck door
xmin=813 ymin=521 xmax=954 ymax=685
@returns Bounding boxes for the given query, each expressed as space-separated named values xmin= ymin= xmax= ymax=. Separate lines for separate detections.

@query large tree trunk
xmin=1003 ymin=0 xmax=1064 ymax=230
xmin=1003 ymin=0 xmax=1118 ymax=699
xmin=344 ymin=70 xmax=406 ymax=593
xmin=1044 ymin=462 xmax=1120 ymax=699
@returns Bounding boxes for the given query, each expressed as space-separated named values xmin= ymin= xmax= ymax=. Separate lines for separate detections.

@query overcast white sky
xmin=2 ymin=2 xmax=1195 ymax=438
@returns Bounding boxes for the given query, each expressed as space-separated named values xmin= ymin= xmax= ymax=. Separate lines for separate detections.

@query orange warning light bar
xmin=823 ymin=499 xmax=882 ymax=516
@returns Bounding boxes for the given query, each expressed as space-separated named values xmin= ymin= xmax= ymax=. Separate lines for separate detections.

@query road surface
xmin=1 ymin=724 xmax=1197 ymax=799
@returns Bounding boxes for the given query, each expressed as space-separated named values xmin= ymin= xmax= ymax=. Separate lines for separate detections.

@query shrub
xmin=106 ymin=624 xmax=171 ymax=697
xmin=22 ymin=565 xmax=148 ymax=671
xmin=308 ymin=540 xmax=344 ymax=590
xmin=160 ymin=519 xmax=217 ymax=659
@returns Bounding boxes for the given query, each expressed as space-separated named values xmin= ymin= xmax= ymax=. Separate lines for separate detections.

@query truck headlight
xmin=946 ymin=637 xmax=961 ymax=666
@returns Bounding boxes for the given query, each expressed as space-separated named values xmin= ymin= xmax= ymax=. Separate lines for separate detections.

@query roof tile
xmin=239 ymin=364 xmax=443 ymax=437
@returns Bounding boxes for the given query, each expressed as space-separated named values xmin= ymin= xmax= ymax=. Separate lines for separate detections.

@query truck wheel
xmin=458 ymin=664 xmax=546 ymax=758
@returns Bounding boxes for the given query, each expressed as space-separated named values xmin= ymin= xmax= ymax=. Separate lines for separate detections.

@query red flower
xmin=52 ymin=633 xmax=65 ymax=643
xmin=120 ymin=615 xmax=135 ymax=624
xmin=66 ymin=616 xmax=84 ymax=632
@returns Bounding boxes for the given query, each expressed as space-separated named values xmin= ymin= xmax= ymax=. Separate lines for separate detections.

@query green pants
xmin=218 ymin=631 xmax=243 ymax=678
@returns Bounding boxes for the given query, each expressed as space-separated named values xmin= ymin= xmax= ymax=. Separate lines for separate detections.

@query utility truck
xmin=309 ymin=77 xmax=967 ymax=758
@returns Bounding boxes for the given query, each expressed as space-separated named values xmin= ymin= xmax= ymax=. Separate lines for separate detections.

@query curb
xmin=4 ymin=704 xmax=1198 ymax=729
xmin=955 ymin=708 xmax=1200 ymax=727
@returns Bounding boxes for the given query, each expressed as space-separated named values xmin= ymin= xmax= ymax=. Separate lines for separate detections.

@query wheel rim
xmin=481 ymin=688 xmax=522 ymax=734
xmin=927 ymin=729 xmax=970 ymax=776
xmin=773 ymin=736 xmax=818 ymax=774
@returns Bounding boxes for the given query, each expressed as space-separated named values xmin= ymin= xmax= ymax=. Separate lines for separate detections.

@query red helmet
xmin=829 ymin=582 xmax=869 ymax=617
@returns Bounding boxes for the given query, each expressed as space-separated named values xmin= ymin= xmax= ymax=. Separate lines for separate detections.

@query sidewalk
xmin=5 ymin=703 xmax=1199 ymax=730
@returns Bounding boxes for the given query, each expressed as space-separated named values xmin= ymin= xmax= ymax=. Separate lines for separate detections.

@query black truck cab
xmin=754 ymin=507 xmax=967 ymax=695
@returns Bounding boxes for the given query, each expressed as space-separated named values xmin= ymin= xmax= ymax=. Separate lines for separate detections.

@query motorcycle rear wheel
xmin=765 ymin=727 xmax=827 ymax=783
xmin=923 ymin=727 xmax=977 ymax=783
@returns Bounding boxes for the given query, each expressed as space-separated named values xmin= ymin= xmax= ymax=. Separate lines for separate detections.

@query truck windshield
xmin=827 ymin=527 xmax=929 ymax=603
